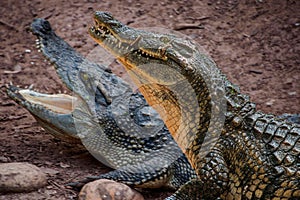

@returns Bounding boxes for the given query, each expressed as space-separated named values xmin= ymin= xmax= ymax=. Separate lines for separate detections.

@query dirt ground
xmin=0 ymin=0 xmax=299 ymax=199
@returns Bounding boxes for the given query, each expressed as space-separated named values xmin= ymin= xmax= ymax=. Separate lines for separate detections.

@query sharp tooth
xmin=118 ymin=41 xmax=122 ymax=48
xmin=29 ymin=84 xmax=34 ymax=89
xmin=101 ymin=32 xmax=105 ymax=37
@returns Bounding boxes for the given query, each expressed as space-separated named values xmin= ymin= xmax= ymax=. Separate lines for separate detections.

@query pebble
xmin=0 ymin=162 xmax=47 ymax=193
xmin=78 ymin=179 xmax=144 ymax=200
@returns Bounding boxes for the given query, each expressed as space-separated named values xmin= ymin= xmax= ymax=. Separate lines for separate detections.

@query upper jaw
xmin=29 ymin=18 xmax=116 ymax=107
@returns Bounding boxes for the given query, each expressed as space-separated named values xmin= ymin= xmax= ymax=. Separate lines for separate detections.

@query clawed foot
xmin=66 ymin=176 xmax=101 ymax=190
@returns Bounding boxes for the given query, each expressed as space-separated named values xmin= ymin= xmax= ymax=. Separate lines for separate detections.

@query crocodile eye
xmin=159 ymin=36 xmax=170 ymax=44
xmin=79 ymin=71 xmax=95 ymax=94
xmin=80 ymin=71 xmax=89 ymax=81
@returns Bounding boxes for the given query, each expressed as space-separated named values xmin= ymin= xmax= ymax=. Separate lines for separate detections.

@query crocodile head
xmin=89 ymin=12 xmax=199 ymax=81
xmin=8 ymin=18 xmax=118 ymax=144
xmin=89 ymin=12 xmax=227 ymax=157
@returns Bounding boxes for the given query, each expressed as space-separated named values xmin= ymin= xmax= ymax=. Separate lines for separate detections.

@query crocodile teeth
xmin=118 ymin=41 xmax=122 ymax=48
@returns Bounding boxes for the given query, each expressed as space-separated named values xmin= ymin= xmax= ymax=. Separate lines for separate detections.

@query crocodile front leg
xmin=69 ymin=154 xmax=196 ymax=190
xmin=165 ymin=145 xmax=229 ymax=199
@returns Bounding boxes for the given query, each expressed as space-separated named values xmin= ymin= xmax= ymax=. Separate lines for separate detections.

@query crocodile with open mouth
xmin=7 ymin=18 xmax=197 ymax=190
xmin=89 ymin=11 xmax=300 ymax=199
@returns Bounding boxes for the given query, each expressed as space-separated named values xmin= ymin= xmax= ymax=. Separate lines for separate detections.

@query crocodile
xmin=7 ymin=18 xmax=197 ymax=190
xmin=88 ymin=11 xmax=300 ymax=199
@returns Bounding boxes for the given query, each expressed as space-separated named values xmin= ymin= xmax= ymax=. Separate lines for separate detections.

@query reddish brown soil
xmin=0 ymin=0 xmax=299 ymax=199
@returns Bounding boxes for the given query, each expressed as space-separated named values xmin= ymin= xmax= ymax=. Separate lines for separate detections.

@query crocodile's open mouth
xmin=20 ymin=90 xmax=77 ymax=114
xmin=8 ymin=87 xmax=78 ymax=114
xmin=89 ymin=24 xmax=136 ymax=54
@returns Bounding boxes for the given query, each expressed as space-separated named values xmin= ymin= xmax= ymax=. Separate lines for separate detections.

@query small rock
xmin=0 ymin=156 xmax=9 ymax=162
xmin=0 ymin=162 xmax=47 ymax=193
xmin=40 ymin=167 xmax=60 ymax=176
xmin=265 ymin=99 xmax=275 ymax=106
xmin=78 ymin=179 xmax=144 ymax=200
xmin=59 ymin=162 xmax=70 ymax=168
xmin=288 ymin=91 xmax=297 ymax=96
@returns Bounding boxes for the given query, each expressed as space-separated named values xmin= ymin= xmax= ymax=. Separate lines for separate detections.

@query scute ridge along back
xmin=7 ymin=18 xmax=197 ymax=190
xmin=89 ymin=11 xmax=300 ymax=199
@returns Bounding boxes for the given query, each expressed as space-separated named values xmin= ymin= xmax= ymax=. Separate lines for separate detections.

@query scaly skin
xmin=7 ymin=18 xmax=196 ymax=190
xmin=89 ymin=11 xmax=300 ymax=199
